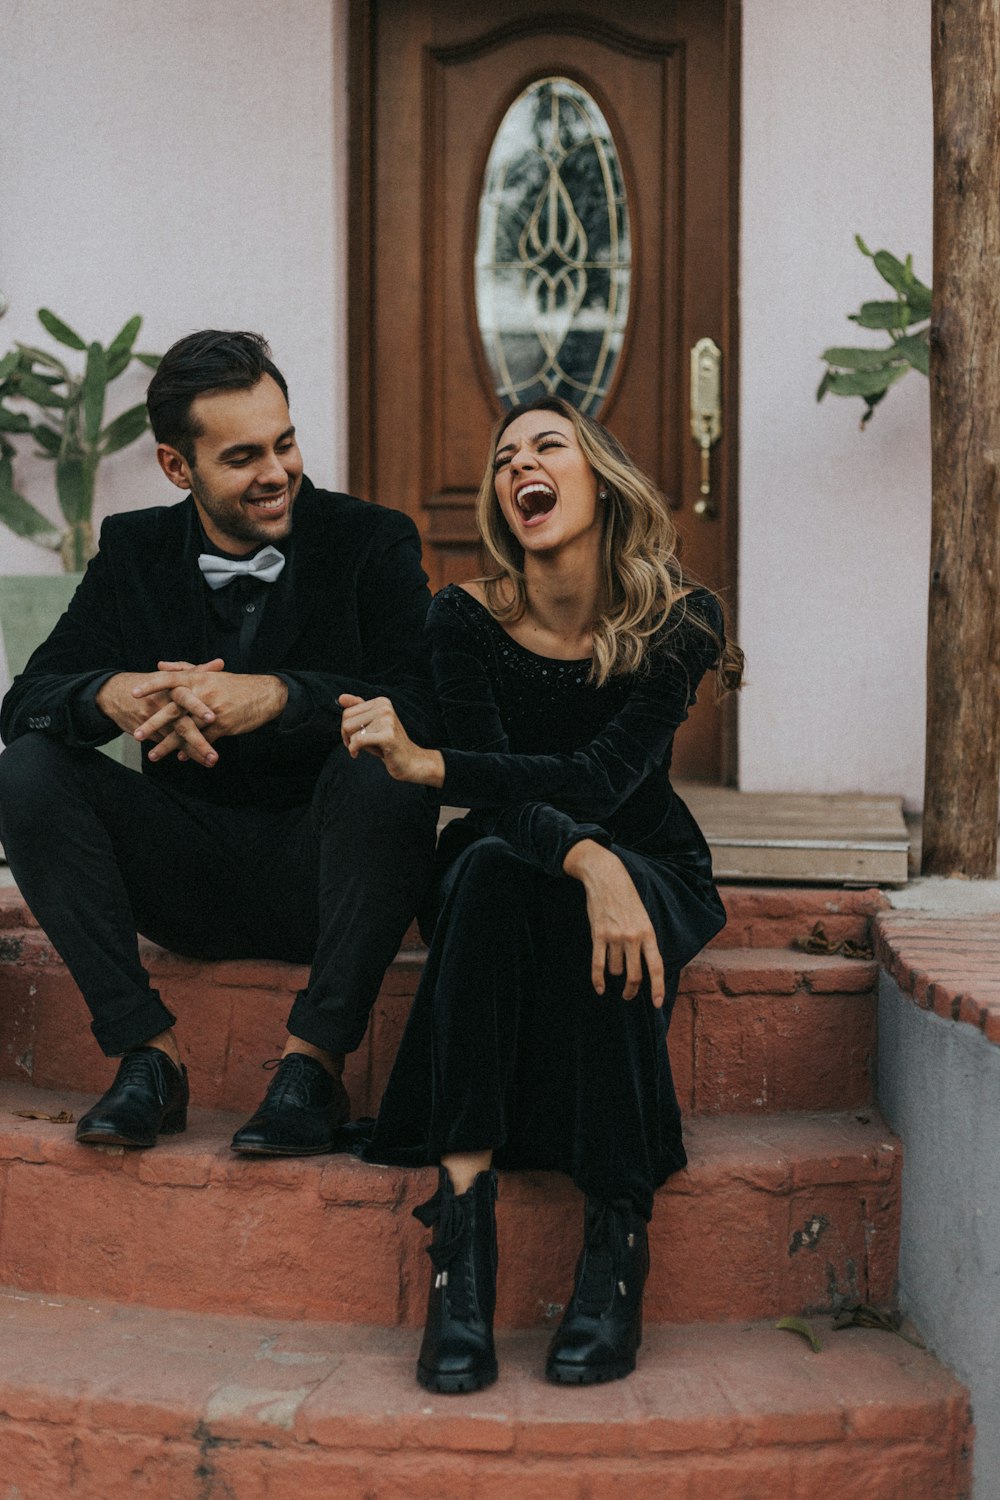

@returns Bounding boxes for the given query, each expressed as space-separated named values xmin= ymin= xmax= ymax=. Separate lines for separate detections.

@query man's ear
xmin=157 ymin=443 xmax=195 ymax=492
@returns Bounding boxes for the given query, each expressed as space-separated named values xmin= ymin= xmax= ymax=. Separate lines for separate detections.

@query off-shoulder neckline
xmin=435 ymin=581 xmax=715 ymax=669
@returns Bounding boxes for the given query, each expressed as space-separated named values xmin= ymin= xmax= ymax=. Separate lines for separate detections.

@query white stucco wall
xmin=0 ymin=0 xmax=347 ymax=574
xmin=2 ymin=0 xmax=934 ymax=804
xmin=739 ymin=0 xmax=933 ymax=807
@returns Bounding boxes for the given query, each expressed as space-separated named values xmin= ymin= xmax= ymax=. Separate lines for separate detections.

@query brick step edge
xmin=0 ymin=1080 xmax=901 ymax=1329
xmin=875 ymin=909 xmax=1000 ymax=1047
xmin=0 ymin=937 xmax=879 ymax=1118
xmin=0 ymin=881 xmax=889 ymax=949
xmin=0 ymin=1288 xmax=970 ymax=1500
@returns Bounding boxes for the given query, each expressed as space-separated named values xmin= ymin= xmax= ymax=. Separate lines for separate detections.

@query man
xmin=0 ymin=330 xmax=438 ymax=1154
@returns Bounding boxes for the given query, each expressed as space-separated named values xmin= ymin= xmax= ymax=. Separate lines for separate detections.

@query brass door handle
xmin=690 ymin=338 xmax=722 ymax=518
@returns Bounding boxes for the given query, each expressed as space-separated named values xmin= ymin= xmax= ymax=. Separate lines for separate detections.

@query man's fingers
xmin=132 ymin=671 xmax=186 ymax=699
xmin=175 ymin=717 xmax=219 ymax=766
xmin=156 ymin=658 xmax=224 ymax=673
xmin=148 ymin=717 xmax=218 ymax=767
xmin=133 ymin=700 xmax=182 ymax=741
xmin=146 ymin=729 xmax=183 ymax=761
xmin=170 ymin=685 xmax=215 ymax=722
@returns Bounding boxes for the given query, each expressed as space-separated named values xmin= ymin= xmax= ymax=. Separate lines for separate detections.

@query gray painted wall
xmin=878 ymin=974 xmax=1000 ymax=1497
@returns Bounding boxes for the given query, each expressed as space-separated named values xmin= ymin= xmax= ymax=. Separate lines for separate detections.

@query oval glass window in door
xmin=475 ymin=76 xmax=631 ymax=415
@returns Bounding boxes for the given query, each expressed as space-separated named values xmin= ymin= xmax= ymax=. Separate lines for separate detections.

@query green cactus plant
xmin=0 ymin=309 xmax=160 ymax=571
xmin=817 ymin=236 xmax=930 ymax=428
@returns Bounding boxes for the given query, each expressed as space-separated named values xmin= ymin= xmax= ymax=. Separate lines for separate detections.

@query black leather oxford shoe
xmin=230 ymin=1053 xmax=350 ymax=1155
xmin=75 ymin=1047 xmax=189 ymax=1149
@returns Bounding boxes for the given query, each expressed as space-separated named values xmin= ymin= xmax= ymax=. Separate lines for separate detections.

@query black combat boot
xmin=413 ymin=1166 xmax=498 ymax=1394
xmin=545 ymin=1197 xmax=649 ymax=1385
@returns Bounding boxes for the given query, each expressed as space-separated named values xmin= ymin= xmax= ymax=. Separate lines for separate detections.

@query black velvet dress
xmin=360 ymin=583 xmax=727 ymax=1218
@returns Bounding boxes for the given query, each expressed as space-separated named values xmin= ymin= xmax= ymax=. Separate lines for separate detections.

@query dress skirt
xmin=360 ymin=829 xmax=725 ymax=1219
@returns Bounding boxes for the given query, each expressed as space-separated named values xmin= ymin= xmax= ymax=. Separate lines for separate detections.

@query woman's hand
xmin=338 ymin=693 xmax=445 ymax=786
xmin=562 ymin=839 xmax=665 ymax=1007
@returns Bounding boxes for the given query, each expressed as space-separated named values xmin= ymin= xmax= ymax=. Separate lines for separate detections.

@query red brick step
xmin=0 ymin=933 xmax=878 ymax=1118
xmin=0 ymin=881 xmax=888 ymax=948
xmin=0 ymin=1287 xmax=970 ymax=1499
xmin=0 ymin=1079 xmax=900 ymax=1329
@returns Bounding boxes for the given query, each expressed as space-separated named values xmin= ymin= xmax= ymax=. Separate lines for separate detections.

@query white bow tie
xmin=197 ymin=546 xmax=286 ymax=590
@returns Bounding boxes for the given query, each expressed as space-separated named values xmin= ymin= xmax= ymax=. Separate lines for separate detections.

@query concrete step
xmin=0 ymin=932 xmax=878 ymax=1119
xmin=0 ymin=1079 xmax=900 ymax=1329
xmin=0 ymin=1287 xmax=970 ymax=1499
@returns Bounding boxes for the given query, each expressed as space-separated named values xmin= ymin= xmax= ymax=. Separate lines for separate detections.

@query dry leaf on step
xmin=12 ymin=1109 xmax=75 ymax=1124
xmin=774 ymin=1316 xmax=823 ymax=1353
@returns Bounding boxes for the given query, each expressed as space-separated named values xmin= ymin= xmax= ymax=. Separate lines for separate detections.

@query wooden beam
xmin=923 ymin=0 xmax=1000 ymax=876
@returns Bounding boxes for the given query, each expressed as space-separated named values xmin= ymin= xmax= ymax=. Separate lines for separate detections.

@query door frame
xmin=346 ymin=0 xmax=742 ymax=784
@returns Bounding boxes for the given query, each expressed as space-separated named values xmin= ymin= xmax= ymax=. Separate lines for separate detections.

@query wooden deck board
xmin=677 ymin=785 xmax=909 ymax=886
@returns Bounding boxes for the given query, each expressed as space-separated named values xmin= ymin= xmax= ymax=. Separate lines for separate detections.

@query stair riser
xmin=0 ymin=1129 xmax=900 ymax=1329
xmin=0 ymin=884 xmax=888 ymax=945
xmin=708 ymin=886 xmax=888 ymax=949
xmin=0 ymin=1424 xmax=968 ymax=1500
xmin=0 ymin=943 xmax=876 ymax=1117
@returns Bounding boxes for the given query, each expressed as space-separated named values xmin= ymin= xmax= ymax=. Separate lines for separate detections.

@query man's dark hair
xmin=146 ymin=330 xmax=289 ymax=463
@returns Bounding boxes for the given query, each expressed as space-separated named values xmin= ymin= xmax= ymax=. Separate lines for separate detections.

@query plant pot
xmin=0 ymin=573 xmax=138 ymax=767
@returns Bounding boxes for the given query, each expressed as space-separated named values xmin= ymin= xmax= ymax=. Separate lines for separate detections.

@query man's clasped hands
xmin=95 ymin=659 xmax=288 ymax=768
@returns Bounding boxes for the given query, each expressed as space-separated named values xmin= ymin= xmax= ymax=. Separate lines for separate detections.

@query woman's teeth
xmin=516 ymin=483 xmax=556 ymax=520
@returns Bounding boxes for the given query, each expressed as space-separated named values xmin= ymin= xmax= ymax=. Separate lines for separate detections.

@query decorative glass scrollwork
xmin=475 ymin=76 xmax=631 ymax=415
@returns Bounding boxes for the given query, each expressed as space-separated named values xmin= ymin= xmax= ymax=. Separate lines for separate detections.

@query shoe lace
xmin=259 ymin=1054 xmax=311 ymax=1104
xmin=117 ymin=1051 xmax=159 ymax=1087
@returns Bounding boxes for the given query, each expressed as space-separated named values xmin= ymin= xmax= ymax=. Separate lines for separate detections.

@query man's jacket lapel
xmin=248 ymin=480 xmax=323 ymax=671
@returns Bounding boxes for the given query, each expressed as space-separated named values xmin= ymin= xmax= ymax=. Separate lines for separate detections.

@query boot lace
xmin=574 ymin=1201 xmax=618 ymax=1317
xmin=413 ymin=1182 xmax=478 ymax=1321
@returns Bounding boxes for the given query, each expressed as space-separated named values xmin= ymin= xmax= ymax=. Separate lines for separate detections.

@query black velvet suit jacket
xmin=0 ymin=477 xmax=435 ymax=809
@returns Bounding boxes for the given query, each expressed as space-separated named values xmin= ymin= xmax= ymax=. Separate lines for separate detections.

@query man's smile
xmin=245 ymin=491 xmax=289 ymax=512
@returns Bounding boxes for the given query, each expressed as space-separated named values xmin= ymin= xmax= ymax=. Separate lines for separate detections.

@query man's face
xmin=158 ymin=375 xmax=304 ymax=554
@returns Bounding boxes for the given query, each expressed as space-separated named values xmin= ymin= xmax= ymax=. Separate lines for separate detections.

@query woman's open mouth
xmin=515 ymin=482 xmax=557 ymax=524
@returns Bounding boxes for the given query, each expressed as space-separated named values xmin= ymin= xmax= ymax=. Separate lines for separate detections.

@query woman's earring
xmin=599 ymin=487 xmax=610 ymax=501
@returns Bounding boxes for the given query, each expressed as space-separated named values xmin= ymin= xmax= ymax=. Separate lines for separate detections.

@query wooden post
xmin=922 ymin=0 xmax=1000 ymax=876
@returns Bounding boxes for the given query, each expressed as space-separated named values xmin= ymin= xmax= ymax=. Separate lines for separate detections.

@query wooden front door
xmin=350 ymin=0 xmax=739 ymax=781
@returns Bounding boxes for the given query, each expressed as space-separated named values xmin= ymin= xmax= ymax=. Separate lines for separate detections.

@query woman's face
xmin=491 ymin=410 xmax=602 ymax=556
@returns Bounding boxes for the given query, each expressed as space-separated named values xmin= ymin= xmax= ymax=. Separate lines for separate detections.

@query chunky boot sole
xmin=417 ymin=1357 xmax=498 ymax=1395
xmin=546 ymin=1349 xmax=637 ymax=1385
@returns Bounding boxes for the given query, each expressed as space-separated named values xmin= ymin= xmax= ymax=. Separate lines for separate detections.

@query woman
xmin=338 ymin=397 xmax=743 ymax=1394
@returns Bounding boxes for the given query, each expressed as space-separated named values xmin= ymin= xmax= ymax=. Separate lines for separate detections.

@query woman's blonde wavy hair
xmin=475 ymin=397 xmax=744 ymax=691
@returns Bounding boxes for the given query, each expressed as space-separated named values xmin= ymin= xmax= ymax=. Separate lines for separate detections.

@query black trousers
xmin=0 ymin=735 xmax=438 ymax=1058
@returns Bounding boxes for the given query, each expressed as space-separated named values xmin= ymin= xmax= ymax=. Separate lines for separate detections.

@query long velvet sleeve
xmin=428 ymin=593 xmax=610 ymax=875
xmin=430 ymin=588 xmax=722 ymax=818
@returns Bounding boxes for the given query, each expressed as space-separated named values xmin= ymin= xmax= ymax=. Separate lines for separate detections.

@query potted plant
xmin=0 ymin=312 xmax=159 ymax=747
xmin=817 ymin=236 xmax=930 ymax=427
xmin=0 ymin=308 xmax=160 ymax=572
